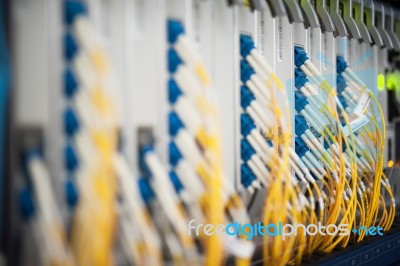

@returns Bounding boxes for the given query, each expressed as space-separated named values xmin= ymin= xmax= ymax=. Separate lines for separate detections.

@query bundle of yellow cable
xmin=293 ymin=48 xmax=361 ymax=254
xmin=295 ymin=52 xmax=395 ymax=254
xmin=336 ymin=56 xmax=395 ymax=234
xmin=64 ymin=2 xmax=119 ymax=265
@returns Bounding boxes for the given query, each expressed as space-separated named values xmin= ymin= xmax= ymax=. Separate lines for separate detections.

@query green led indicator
xmin=386 ymin=72 xmax=400 ymax=91
xmin=377 ymin=74 xmax=385 ymax=91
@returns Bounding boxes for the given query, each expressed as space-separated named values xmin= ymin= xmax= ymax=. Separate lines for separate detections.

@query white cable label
xmin=353 ymin=91 xmax=370 ymax=116
xmin=342 ymin=115 xmax=369 ymax=137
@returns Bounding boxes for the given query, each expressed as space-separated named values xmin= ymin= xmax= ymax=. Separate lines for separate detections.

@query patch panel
xmin=4 ymin=0 xmax=400 ymax=265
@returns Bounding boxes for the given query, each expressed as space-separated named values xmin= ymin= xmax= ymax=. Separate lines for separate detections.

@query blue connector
xmin=22 ymin=148 xmax=42 ymax=167
xmin=168 ymin=48 xmax=183 ymax=74
xmin=294 ymin=68 xmax=308 ymax=89
xmin=295 ymin=136 xmax=307 ymax=147
xmin=323 ymin=140 xmax=336 ymax=151
xmin=338 ymin=95 xmax=348 ymax=110
xmin=266 ymin=140 xmax=273 ymax=147
xmin=336 ymin=75 xmax=347 ymax=94
xmin=295 ymin=114 xmax=308 ymax=126
xmin=240 ymin=60 xmax=255 ymax=84
xmin=323 ymin=137 xmax=333 ymax=150
xmin=139 ymin=145 xmax=153 ymax=177
xmin=294 ymin=91 xmax=310 ymax=112
xmin=295 ymin=90 xmax=308 ymax=99
xmin=295 ymin=68 xmax=307 ymax=77
xmin=138 ymin=177 xmax=154 ymax=204
xmin=169 ymin=142 xmax=182 ymax=167
xmin=140 ymin=145 xmax=154 ymax=156
xmin=64 ymin=32 xmax=79 ymax=61
xmin=19 ymin=187 xmax=35 ymax=220
xmin=295 ymin=145 xmax=309 ymax=158
xmin=169 ymin=171 xmax=184 ymax=193
xmin=240 ymin=86 xmax=255 ymax=110
xmin=167 ymin=19 xmax=185 ymax=44
xmin=241 ymin=163 xmax=256 ymax=188
xmin=295 ymin=137 xmax=309 ymax=157
xmin=336 ymin=56 xmax=348 ymax=74
xmin=168 ymin=112 xmax=184 ymax=137
xmin=241 ymin=138 xmax=256 ymax=162
xmin=64 ymin=0 xmax=87 ymax=25
xmin=294 ymin=47 xmax=309 ymax=68
xmin=168 ymin=79 xmax=182 ymax=104
xmin=64 ymin=144 xmax=79 ymax=172
xmin=240 ymin=35 xmax=255 ymax=58
xmin=295 ymin=115 xmax=309 ymax=136
xmin=64 ymin=68 xmax=78 ymax=98
xmin=64 ymin=108 xmax=80 ymax=137
xmin=65 ymin=178 xmax=78 ymax=208
xmin=21 ymin=149 xmax=43 ymax=181
xmin=240 ymin=113 xmax=256 ymax=137
xmin=337 ymin=74 xmax=346 ymax=87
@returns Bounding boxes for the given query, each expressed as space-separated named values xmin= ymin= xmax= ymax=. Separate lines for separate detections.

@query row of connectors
xmin=65 ymin=2 xmax=166 ymax=265
xmin=167 ymin=20 xmax=203 ymax=199
xmin=294 ymin=47 xmax=337 ymax=182
xmin=239 ymin=35 xmax=271 ymax=193
xmin=64 ymin=7 xmax=163 ymax=263
xmin=62 ymin=0 xmax=88 ymax=210
xmin=294 ymin=54 xmax=361 ymax=179
xmin=165 ymin=18 xmax=208 ymax=264
xmin=240 ymin=36 xmax=310 ymax=192
xmin=167 ymin=18 xmax=213 ymax=211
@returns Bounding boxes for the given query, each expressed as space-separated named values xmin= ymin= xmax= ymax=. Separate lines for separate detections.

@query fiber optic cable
xmin=168 ymin=112 xmax=215 ymax=184
xmin=137 ymin=178 xmax=188 ymax=266
xmin=240 ymin=113 xmax=320 ymax=219
xmin=21 ymin=150 xmax=74 ymax=266
xmin=112 ymin=153 xmax=162 ymax=265
xmin=240 ymin=163 xmax=260 ymax=193
xmin=241 ymin=138 xmax=270 ymax=185
xmin=169 ymin=143 xmax=208 ymax=226
xmin=169 ymin=142 xmax=207 ymax=201
xmin=141 ymin=146 xmax=200 ymax=265
xmin=240 ymin=86 xmax=275 ymax=133
xmin=240 ymin=35 xmax=283 ymax=90
xmin=168 ymin=20 xmax=211 ymax=86
xmin=241 ymin=114 xmax=299 ymax=181
xmin=295 ymin=115 xmax=337 ymax=176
